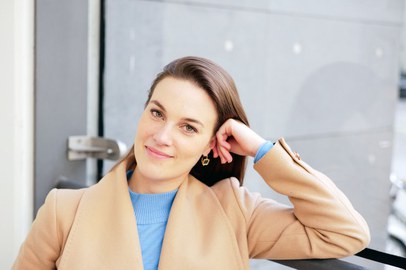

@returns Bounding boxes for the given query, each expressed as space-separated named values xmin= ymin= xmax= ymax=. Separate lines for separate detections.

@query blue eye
xmin=151 ymin=109 xmax=163 ymax=118
xmin=184 ymin=124 xmax=198 ymax=133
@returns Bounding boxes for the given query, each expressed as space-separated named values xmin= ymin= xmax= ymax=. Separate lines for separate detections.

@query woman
xmin=13 ymin=56 xmax=370 ymax=269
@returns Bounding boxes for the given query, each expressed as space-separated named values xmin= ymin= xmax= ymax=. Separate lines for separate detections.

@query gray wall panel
xmin=162 ymin=0 xmax=403 ymax=24
xmin=35 ymin=0 xmax=88 ymax=212
xmin=106 ymin=2 xmax=402 ymax=139
xmin=259 ymin=15 xmax=401 ymax=138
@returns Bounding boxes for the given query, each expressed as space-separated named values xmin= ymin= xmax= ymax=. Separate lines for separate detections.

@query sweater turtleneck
xmin=127 ymin=170 xmax=177 ymax=270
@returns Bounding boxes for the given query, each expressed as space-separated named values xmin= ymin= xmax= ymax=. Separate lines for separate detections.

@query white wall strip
xmin=86 ymin=0 xmax=101 ymax=185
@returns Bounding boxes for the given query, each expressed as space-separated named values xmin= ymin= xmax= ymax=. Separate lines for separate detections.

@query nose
xmin=152 ymin=124 xmax=173 ymax=146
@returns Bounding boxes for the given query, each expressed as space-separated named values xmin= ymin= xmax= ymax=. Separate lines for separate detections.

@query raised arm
xmin=212 ymin=119 xmax=370 ymax=259
xmin=246 ymin=138 xmax=370 ymax=259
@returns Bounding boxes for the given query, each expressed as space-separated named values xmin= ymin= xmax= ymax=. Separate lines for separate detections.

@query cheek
xmin=176 ymin=137 xmax=210 ymax=160
xmin=135 ymin=115 xmax=155 ymax=141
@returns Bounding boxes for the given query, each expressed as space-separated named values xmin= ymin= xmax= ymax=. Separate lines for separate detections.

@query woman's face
xmin=133 ymin=77 xmax=217 ymax=188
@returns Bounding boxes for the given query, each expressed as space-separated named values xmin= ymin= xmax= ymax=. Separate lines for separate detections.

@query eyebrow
xmin=149 ymin=100 xmax=205 ymax=127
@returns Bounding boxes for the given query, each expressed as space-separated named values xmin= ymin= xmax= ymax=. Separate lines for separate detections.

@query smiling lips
xmin=145 ymin=146 xmax=173 ymax=159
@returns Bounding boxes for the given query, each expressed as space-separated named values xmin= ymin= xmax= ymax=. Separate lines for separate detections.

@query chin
xmin=137 ymin=161 xmax=171 ymax=178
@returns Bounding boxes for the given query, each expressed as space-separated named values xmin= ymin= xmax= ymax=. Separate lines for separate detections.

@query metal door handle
xmin=67 ymin=136 xmax=127 ymax=161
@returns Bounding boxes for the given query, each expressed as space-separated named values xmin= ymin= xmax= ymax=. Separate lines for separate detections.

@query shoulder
xmin=42 ymin=188 xmax=87 ymax=244
xmin=14 ymin=188 xmax=88 ymax=267
xmin=49 ymin=186 xmax=86 ymax=211
xmin=44 ymin=188 xmax=86 ymax=213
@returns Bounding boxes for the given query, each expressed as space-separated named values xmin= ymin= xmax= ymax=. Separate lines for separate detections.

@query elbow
xmin=350 ymin=231 xmax=371 ymax=255
xmin=338 ymin=225 xmax=371 ymax=257
xmin=342 ymin=213 xmax=371 ymax=256
xmin=354 ymin=226 xmax=371 ymax=253
xmin=353 ymin=218 xmax=371 ymax=252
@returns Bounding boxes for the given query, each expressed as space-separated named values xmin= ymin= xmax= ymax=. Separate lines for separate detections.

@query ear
xmin=203 ymin=137 xmax=216 ymax=156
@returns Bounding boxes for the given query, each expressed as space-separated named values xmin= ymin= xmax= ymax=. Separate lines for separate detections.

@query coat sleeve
xmin=237 ymin=138 xmax=370 ymax=259
xmin=12 ymin=188 xmax=84 ymax=270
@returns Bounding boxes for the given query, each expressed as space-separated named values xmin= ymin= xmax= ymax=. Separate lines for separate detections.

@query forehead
xmin=150 ymin=77 xmax=217 ymax=123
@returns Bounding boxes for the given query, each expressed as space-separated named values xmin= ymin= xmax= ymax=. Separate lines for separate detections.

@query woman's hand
xmin=212 ymin=119 xmax=266 ymax=164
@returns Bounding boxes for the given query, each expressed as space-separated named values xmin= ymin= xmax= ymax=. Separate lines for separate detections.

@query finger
xmin=223 ymin=148 xmax=233 ymax=163
xmin=216 ymin=144 xmax=225 ymax=164
xmin=216 ymin=130 xmax=229 ymax=148
xmin=215 ymin=121 xmax=234 ymax=163
xmin=218 ymin=144 xmax=233 ymax=163
xmin=216 ymin=137 xmax=234 ymax=162
xmin=219 ymin=140 xmax=231 ymax=150
xmin=217 ymin=144 xmax=227 ymax=164
xmin=212 ymin=142 xmax=219 ymax=158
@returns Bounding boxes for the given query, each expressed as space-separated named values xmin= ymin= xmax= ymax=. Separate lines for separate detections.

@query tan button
xmin=294 ymin=151 xmax=301 ymax=160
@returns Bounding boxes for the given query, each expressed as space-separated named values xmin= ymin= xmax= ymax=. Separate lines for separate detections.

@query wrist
xmin=251 ymin=137 xmax=267 ymax=157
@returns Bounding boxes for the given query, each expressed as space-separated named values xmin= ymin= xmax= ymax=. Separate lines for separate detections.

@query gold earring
xmin=201 ymin=155 xmax=210 ymax=166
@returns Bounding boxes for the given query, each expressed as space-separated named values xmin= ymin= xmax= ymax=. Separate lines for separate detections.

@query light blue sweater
xmin=128 ymin=171 xmax=177 ymax=270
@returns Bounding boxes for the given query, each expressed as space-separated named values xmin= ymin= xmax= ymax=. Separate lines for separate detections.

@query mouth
xmin=145 ymin=146 xmax=173 ymax=159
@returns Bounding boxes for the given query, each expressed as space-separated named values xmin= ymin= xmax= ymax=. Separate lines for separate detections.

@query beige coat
xmin=13 ymin=139 xmax=370 ymax=269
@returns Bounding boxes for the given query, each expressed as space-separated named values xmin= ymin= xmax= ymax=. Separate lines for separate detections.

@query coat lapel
xmin=58 ymin=161 xmax=144 ymax=270
xmin=158 ymin=175 xmax=245 ymax=270
xmin=59 ymin=161 xmax=244 ymax=269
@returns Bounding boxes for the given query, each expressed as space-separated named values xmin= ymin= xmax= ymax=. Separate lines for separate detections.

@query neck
xmin=128 ymin=167 xmax=187 ymax=194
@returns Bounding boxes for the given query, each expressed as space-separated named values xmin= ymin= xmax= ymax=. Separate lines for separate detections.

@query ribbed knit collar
xmin=127 ymin=170 xmax=178 ymax=225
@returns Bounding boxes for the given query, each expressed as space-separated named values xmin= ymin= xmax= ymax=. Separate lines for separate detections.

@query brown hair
xmin=117 ymin=56 xmax=249 ymax=186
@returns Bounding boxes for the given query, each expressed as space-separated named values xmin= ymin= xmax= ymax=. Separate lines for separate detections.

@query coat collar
xmin=60 ymin=159 xmax=245 ymax=269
